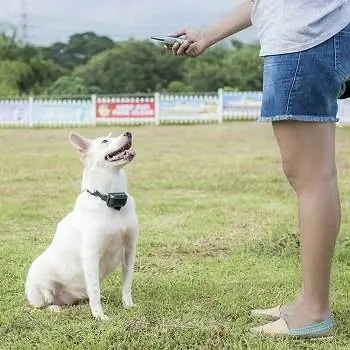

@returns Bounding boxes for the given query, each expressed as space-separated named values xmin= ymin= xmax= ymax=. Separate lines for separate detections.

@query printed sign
xmin=96 ymin=101 xmax=155 ymax=119
xmin=338 ymin=99 xmax=350 ymax=125
xmin=32 ymin=101 xmax=93 ymax=124
xmin=223 ymin=92 xmax=262 ymax=110
xmin=0 ymin=102 xmax=30 ymax=123
xmin=159 ymin=96 xmax=218 ymax=121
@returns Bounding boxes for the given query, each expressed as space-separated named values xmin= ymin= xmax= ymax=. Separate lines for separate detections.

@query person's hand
xmin=166 ymin=28 xmax=209 ymax=57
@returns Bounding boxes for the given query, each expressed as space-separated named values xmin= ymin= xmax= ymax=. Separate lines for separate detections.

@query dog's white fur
xmin=25 ymin=131 xmax=139 ymax=321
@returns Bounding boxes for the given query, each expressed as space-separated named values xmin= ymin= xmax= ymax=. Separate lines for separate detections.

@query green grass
xmin=1 ymin=122 xmax=350 ymax=349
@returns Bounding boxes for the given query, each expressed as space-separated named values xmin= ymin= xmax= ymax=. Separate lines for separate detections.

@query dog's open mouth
xmin=104 ymin=142 xmax=135 ymax=162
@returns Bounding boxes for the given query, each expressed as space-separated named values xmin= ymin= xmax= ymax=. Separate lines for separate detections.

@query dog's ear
xmin=69 ymin=132 xmax=91 ymax=155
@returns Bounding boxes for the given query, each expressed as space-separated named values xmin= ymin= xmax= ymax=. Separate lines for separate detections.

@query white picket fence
xmin=0 ymin=89 xmax=349 ymax=127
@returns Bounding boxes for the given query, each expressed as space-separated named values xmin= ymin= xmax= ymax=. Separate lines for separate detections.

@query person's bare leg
xmin=279 ymin=287 xmax=304 ymax=316
xmin=273 ymin=121 xmax=340 ymax=329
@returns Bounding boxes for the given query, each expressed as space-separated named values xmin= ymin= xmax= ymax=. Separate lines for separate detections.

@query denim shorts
xmin=260 ymin=22 xmax=350 ymax=123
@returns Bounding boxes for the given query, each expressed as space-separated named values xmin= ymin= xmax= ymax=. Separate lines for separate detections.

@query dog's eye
xmin=101 ymin=139 xmax=108 ymax=144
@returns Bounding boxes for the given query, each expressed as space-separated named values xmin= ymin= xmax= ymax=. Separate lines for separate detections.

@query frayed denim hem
xmin=258 ymin=115 xmax=339 ymax=123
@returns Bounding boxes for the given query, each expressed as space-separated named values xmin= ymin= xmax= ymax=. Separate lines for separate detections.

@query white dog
xmin=25 ymin=130 xmax=139 ymax=321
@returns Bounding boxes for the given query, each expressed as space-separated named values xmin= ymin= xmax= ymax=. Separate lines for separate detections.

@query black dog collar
xmin=86 ymin=189 xmax=128 ymax=210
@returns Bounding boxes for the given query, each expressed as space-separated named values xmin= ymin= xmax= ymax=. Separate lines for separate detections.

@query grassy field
xmin=1 ymin=122 xmax=350 ymax=349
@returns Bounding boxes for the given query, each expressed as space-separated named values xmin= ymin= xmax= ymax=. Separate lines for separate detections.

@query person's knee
xmin=281 ymin=158 xmax=337 ymax=193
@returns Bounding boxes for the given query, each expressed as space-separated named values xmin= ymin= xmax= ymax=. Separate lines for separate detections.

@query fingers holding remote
xmin=174 ymin=39 xmax=191 ymax=55
xmin=165 ymin=28 xmax=207 ymax=57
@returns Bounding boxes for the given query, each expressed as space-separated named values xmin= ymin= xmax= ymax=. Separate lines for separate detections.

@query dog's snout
xmin=124 ymin=131 xmax=132 ymax=139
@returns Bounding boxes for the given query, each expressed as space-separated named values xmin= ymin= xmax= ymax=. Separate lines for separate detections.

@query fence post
xmin=91 ymin=94 xmax=97 ymax=126
xmin=154 ymin=92 xmax=160 ymax=125
xmin=28 ymin=95 xmax=34 ymax=127
xmin=217 ymin=88 xmax=224 ymax=124
xmin=337 ymin=100 xmax=344 ymax=127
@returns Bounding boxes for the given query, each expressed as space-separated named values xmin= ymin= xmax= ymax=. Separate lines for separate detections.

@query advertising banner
xmin=223 ymin=92 xmax=262 ymax=110
xmin=32 ymin=100 xmax=93 ymax=124
xmin=338 ymin=99 xmax=350 ymax=125
xmin=96 ymin=100 xmax=155 ymax=119
xmin=0 ymin=101 xmax=30 ymax=124
xmin=159 ymin=96 xmax=218 ymax=121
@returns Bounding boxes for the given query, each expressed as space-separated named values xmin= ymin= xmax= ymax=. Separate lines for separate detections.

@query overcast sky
xmin=0 ymin=0 xmax=257 ymax=45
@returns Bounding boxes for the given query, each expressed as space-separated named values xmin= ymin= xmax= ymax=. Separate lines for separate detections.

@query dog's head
xmin=69 ymin=131 xmax=136 ymax=169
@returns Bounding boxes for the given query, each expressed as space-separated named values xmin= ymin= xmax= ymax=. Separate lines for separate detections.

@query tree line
xmin=0 ymin=31 xmax=263 ymax=97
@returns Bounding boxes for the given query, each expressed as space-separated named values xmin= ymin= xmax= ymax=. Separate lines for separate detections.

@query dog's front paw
xmin=92 ymin=310 xmax=109 ymax=321
xmin=94 ymin=313 xmax=109 ymax=321
xmin=122 ymin=294 xmax=135 ymax=308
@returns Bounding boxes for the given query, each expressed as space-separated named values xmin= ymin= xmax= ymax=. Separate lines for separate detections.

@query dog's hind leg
xmin=121 ymin=237 xmax=137 ymax=308
xmin=26 ymin=284 xmax=55 ymax=309
xmin=47 ymin=305 xmax=62 ymax=312
xmin=26 ymin=285 xmax=46 ymax=308
xmin=26 ymin=278 xmax=63 ymax=313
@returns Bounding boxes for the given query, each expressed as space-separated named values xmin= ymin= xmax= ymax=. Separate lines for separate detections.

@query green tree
xmin=21 ymin=57 xmax=64 ymax=94
xmin=166 ymin=81 xmax=192 ymax=93
xmin=0 ymin=34 xmax=64 ymax=95
xmin=0 ymin=58 xmax=63 ymax=96
xmin=182 ymin=45 xmax=230 ymax=91
xmin=181 ymin=43 xmax=262 ymax=92
xmin=41 ymin=32 xmax=115 ymax=69
xmin=74 ymin=40 xmax=184 ymax=93
xmin=0 ymin=80 xmax=20 ymax=97
xmin=45 ymin=76 xmax=101 ymax=96
xmin=0 ymin=60 xmax=31 ymax=96
xmin=0 ymin=32 xmax=263 ymax=96
xmin=221 ymin=44 xmax=263 ymax=91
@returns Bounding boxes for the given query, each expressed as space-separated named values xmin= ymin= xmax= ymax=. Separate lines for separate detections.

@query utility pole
xmin=20 ymin=0 xmax=28 ymax=42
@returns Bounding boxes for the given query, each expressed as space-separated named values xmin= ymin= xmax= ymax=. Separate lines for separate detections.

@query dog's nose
xmin=123 ymin=131 xmax=132 ymax=139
